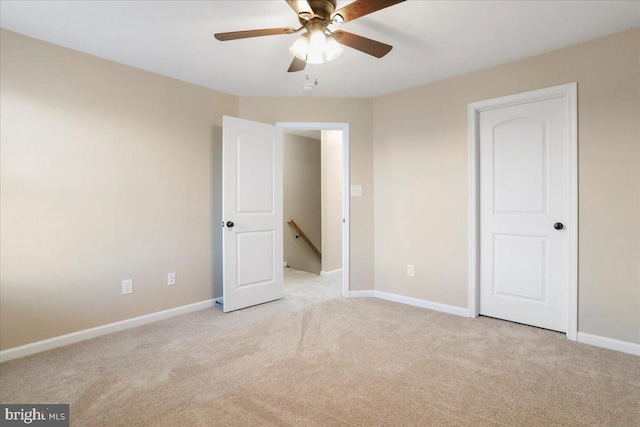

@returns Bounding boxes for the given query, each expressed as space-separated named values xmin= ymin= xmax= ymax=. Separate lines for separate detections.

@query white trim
xmin=566 ymin=83 xmax=579 ymax=341
xmin=320 ymin=268 xmax=343 ymax=277
xmin=348 ymin=290 xmax=376 ymax=298
xmin=375 ymin=291 xmax=469 ymax=317
xmin=0 ymin=299 xmax=216 ymax=363
xmin=276 ymin=122 xmax=350 ymax=298
xmin=468 ymin=102 xmax=480 ymax=319
xmin=283 ymin=262 xmax=288 ymax=268
xmin=467 ymin=83 xmax=578 ymax=340
xmin=348 ymin=290 xmax=469 ymax=317
xmin=577 ymin=332 xmax=640 ymax=356
xmin=341 ymin=126 xmax=350 ymax=299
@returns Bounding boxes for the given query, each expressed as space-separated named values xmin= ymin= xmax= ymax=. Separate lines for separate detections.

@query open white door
xmin=222 ymin=116 xmax=283 ymax=312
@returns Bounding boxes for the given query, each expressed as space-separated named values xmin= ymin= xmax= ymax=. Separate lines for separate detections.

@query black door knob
xmin=226 ymin=221 xmax=234 ymax=228
xmin=554 ymin=222 xmax=564 ymax=230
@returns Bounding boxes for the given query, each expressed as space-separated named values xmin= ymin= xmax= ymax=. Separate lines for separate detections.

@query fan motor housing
xmin=306 ymin=0 xmax=337 ymax=22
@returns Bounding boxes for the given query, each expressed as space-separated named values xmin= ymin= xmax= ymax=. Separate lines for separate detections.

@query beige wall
xmin=373 ymin=28 xmax=640 ymax=344
xmin=283 ymin=132 xmax=321 ymax=274
xmin=2 ymin=27 xmax=638 ymax=352
xmin=0 ymin=30 xmax=238 ymax=350
xmin=321 ymin=130 xmax=343 ymax=273
xmin=238 ymin=98 xmax=374 ymax=291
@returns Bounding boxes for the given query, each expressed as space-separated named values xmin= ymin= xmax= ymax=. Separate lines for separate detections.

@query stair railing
xmin=287 ymin=219 xmax=322 ymax=259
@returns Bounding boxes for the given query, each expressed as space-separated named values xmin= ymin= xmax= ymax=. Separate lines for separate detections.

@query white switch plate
xmin=167 ymin=272 xmax=176 ymax=286
xmin=407 ymin=265 xmax=415 ymax=277
xmin=351 ymin=185 xmax=362 ymax=197
xmin=122 ymin=279 xmax=133 ymax=295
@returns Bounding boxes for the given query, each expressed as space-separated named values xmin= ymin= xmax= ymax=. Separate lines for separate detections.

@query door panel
xmin=479 ymin=97 xmax=569 ymax=332
xmin=493 ymin=234 xmax=546 ymax=301
xmin=493 ymin=120 xmax=547 ymax=213
xmin=236 ymin=231 xmax=275 ymax=288
xmin=223 ymin=116 xmax=283 ymax=312
xmin=237 ymin=134 xmax=274 ymax=213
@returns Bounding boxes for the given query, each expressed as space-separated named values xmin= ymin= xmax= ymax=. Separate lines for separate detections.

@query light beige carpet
xmin=1 ymin=268 xmax=639 ymax=426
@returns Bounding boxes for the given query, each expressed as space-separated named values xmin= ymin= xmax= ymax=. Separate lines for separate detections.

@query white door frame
xmin=276 ymin=122 xmax=350 ymax=298
xmin=468 ymin=83 xmax=578 ymax=340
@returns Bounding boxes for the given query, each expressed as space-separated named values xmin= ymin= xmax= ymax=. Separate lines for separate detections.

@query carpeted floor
xmin=1 ymin=268 xmax=639 ymax=426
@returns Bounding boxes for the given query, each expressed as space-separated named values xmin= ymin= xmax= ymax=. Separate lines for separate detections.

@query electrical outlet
xmin=167 ymin=272 xmax=176 ymax=286
xmin=122 ymin=279 xmax=133 ymax=295
xmin=407 ymin=265 xmax=415 ymax=277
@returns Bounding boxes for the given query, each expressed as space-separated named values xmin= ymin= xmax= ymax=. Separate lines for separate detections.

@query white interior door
xmin=223 ymin=116 xmax=283 ymax=312
xmin=479 ymin=97 xmax=570 ymax=332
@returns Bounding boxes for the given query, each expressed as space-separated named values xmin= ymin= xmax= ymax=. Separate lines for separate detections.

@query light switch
xmin=351 ymin=185 xmax=362 ymax=197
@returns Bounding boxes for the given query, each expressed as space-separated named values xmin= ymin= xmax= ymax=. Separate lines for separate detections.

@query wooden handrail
xmin=287 ymin=220 xmax=322 ymax=259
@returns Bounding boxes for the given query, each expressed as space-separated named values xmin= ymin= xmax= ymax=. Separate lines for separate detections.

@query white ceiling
xmin=1 ymin=1 xmax=638 ymax=98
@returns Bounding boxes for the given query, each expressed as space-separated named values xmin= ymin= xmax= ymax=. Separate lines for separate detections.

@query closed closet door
xmin=479 ymin=96 xmax=570 ymax=332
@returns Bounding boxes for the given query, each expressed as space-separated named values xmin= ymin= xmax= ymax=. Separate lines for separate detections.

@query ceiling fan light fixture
xmin=306 ymin=51 xmax=324 ymax=64
xmin=308 ymin=29 xmax=327 ymax=56
xmin=215 ymin=0 xmax=406 ymax=73
xmin=324 ymin=36 xmax=343 ymax=61
xmin=289 ymin=34 xmax=309 ymax=60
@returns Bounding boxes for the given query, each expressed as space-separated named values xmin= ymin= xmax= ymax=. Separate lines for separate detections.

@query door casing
xmin=276 ymin=122 xmax=350 ymax=298
xmin=467 ymin=83 xmax=578 ymax=340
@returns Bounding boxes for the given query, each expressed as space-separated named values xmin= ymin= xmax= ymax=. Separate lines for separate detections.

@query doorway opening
xmin=277 ymin=122 xmax=350 ymax=298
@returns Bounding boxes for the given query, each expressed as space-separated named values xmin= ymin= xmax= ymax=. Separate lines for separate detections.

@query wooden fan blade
xmin=214 ymin=28 xmax=297 ymax=41
xmin=285 ymin=0 xmax=313 ymax=17
xmin=332 ymin=0 xmax=405 ymax=23
xmin=288 ymin=56 xmax=306 ymax=73
xmin=333 ymin=30 xmax=392 ymax=58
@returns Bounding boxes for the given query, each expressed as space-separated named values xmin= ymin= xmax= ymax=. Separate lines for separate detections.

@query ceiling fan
xmin=214 ymin=0 xmax=406 ymax=72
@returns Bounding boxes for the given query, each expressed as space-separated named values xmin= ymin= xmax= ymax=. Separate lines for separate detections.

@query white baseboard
xmin=351 ymin=291 xmax=637 ymax=354
xmin=375 ymin=291 xmax=469 ymax=317
xmin=577 ymin=332 xmax=640 ymax=356
xmin=321 ymin=268 xmax=342 ymax=277
xmin=348 ymin=290 xmax=468 ymax=317
xmin=0 ymin=298 xmax=216 ymax=363
xmin=8 ymin=296 xmax=635 ymax=365
xmin=348 ymin=290 xmax=376 ymax=298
